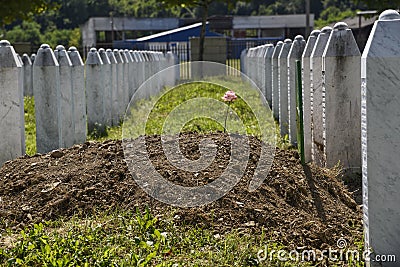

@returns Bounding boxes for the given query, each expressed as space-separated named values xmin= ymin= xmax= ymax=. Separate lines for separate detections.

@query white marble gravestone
xmin=361 ymin=9 xmax=400 ymax=267
xmin=129 ymin=50 xmax=140 ymax=94
xmin=106 ymin=49 xmax=119 ymax=126
xmin=85 ymin=48 xmax=105 ymax=134
xmin=322 ymin=22 xmax=361 ymax=170
xmin=263 ymin=44 xmax=274 ymax=108
xmin=278 ymin=38 xmax=292 ymax=137
xmin=165 ymin=51 xmax=177 ymax=87
xmin=33 ymin=44 xmax=61 ymax=153
xmin=0 ymin=40 xmax=25 ymax=165
xmin=247 ymin=48 xmax=255 ymax=83
xmin=124 ymin=49 xmax=135 ymax=101
xmin=98 ymin=48 xmax=112 ymax=126
xmin=54 ymin=45 xmax=75 ymax=148
xmin=21 ymin=54 xmax=33 ymax=96
xmin=256 ymin=46 xmax=265 ymax=90
xmin=132 ymin=51 xmax=145 ymax=91
xmin=287 ymin=35 xmax=306 ymax=146
xmin=113 ymin=49 xmax=125 ymax=121
xmin=68 ymin=46 xmax=86 ymax=143
xmin=310 ymin=26 xmax=332 ymax=166
xmin=119 ymin=49 xmax=130 ymax=116
xmin=302 ymin=30 xmax=320 ymax=163
xmin=271 ymin=41 xmax=283 ymax=121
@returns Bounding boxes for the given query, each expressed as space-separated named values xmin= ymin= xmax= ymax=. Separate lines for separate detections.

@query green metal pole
xmin=295 ymin=60 xmax=305 ymax=164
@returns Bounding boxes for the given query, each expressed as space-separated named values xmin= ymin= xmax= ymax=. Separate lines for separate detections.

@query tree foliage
xmin=355 ymin=0 xmax=399 ymax=12
xmin=4 ymin=0 xmax=385 ymax=51
xmin=0 ymin=0 xmax=55 ymax=26
xmin=6 ymin=21 xmax=42 ymax=47
xmin=6 ymin=19 xmax=81 ymax=48
xmin=315 ymin=7 xmax=356 ymax=27
xmin=108 ymin=0 xmax=182 ymax=17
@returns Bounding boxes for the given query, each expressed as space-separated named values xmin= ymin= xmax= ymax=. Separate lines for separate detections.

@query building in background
xmin=80 ymin=14 xmax=315 ymax=56
xmin=112 ymin=22 xmax=222 ymax=60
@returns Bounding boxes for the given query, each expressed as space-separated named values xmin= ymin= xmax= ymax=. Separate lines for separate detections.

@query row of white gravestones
xmin=242 ymin=9 xmax=400 ymax=265
xmin=243 ymin=35 xmax=306 ymax=144
xmin=244 ymin=44 xmax=274 ymax=108
xmin=306 ymin=22 xmax=362 ymax=170
xmin=36 ymin=45 xmax=177 ymax=153
xmin=0 ymin=41 xmax=180 ymax=164
xmin=245 ymin=24 xmax=361 ymax=170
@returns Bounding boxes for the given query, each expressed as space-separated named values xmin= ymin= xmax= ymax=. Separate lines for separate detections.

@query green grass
xmin=0 ymin=209 xmax=365 ymax=266
xmin=123 ymin=77 xmax=276 ymax=147
xmin=24 ymin=97 xmax=37 ymax=156
xmin=87 ymin=124 xmax=122 ymax=143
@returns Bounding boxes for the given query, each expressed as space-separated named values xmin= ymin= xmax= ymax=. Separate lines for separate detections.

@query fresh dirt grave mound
xmin=0 ymin=132 xmax=362 ymax=249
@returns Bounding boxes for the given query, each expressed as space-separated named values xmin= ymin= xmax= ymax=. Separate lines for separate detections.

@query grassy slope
xmin=0 ymin=210 xmax=301 ymax=266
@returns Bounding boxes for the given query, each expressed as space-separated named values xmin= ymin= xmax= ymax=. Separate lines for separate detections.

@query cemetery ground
xmin=0 ymin=83 xmax=363 ymax=266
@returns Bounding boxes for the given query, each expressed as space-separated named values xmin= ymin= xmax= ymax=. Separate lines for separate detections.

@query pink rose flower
xmin=222 ymin=90 xmax=237 ymax=102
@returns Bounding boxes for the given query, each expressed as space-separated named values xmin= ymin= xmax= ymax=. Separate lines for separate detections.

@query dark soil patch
xmin=0 ymin=132 xmax=362 ymax=249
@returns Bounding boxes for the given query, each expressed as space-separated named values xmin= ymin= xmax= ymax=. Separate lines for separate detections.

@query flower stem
xmin=224 ymin=102 xmax=230 ymax=133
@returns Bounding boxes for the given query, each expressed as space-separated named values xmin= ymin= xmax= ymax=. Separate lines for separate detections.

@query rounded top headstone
xmin=40 ymin=44 xmax=50 ymax=49
xmin=277 ymin=41 xmax=283 ymax=46
xmin=310 ymin=30 xmax=321 ymax=37
xmin=294 ymin=35 xmax=304 ymax=41
xmin=22 ymin=53 xmax=32 ymax=65
xmin=284 ymin=38 xmax=292 ymax=44
xmin=105 ymin=48 xmax=117 ymax=64
xmin=333 ymin=22 xmax=349 ymax=30
xmin=54 ymin=44 xmax=72 ymax=66
xmin=68 ymin=46 xmax=84 ymax=66
xmin=266 ymin=43 xmax=274 ymax=47
xmin=321 ymin=26 xmax=333 ymax=33
xmin=0 ymin=40 xmax=21 ymax=68
xmin=0 ymin=40 xmax=11 ymax=46
xmin=379 ymin=9 xmax=400 ymax=20
xmin=98 ymin=48 xmax=110 ymax=64
xmin=55 ymin=45 xmax=65 ymax=51
xmin=86 ymin=48 xmax=103 ymax=65
xmin=34 ymin=44 xmax=58 ymax=66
